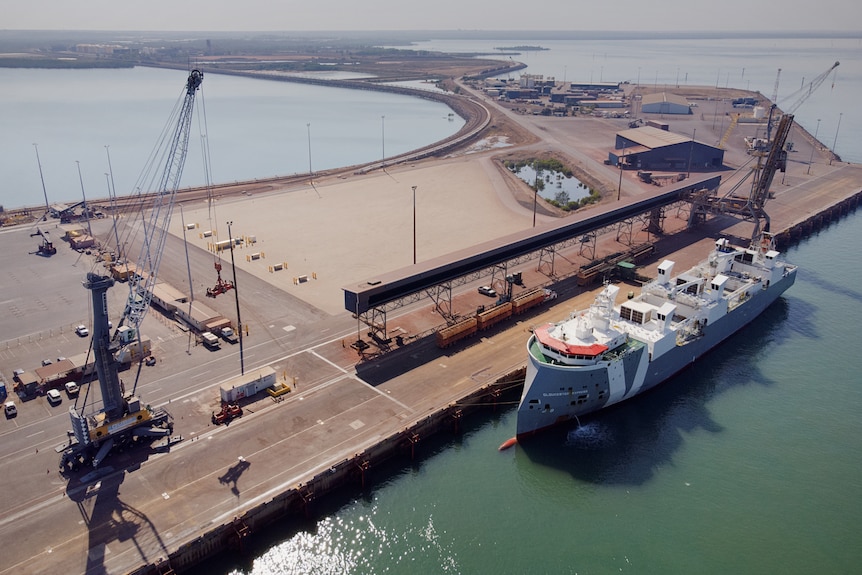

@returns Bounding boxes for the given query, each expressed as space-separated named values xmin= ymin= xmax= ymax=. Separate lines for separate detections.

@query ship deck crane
xmin=61 ymin=69 xmax=204 ymax=472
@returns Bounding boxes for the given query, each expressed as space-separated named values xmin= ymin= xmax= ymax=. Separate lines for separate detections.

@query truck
xmin=201 ymin=331 xmax=221 ymax=350
xmin=220 ymin=326 xmax=239 ymax=344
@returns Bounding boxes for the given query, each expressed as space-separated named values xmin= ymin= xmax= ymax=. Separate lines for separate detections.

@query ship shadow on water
xmin=516 ymin=297 xmax=791 ymax=486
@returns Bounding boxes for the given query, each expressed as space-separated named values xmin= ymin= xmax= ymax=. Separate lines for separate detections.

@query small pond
xmin=513 ymin=165 xmax=591 ymax=205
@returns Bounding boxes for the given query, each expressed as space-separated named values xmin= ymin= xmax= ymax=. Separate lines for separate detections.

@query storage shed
xmin=641 ymin=92 xmax=692 ymax=115
xmin=151 ymin=281 xmax=189 ymax=313
xmin=175 ymin=299 xmax=227 ymax=333
xmin=219 ymin=366 xmax=277 ymax=403
xmin=609 ymin=126 xmax=724 ymax=171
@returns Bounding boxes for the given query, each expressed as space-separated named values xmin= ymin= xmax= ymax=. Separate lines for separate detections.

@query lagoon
xmin=0 ymin=66 xmax=464 ymax=210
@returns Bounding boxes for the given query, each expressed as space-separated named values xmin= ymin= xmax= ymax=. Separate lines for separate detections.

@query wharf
xmin=1 ymin=87 xmax=861 ymax=575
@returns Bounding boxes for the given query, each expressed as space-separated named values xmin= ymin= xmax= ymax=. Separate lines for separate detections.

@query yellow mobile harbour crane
xmin=61 ymin=70 xmax=204 ymax=472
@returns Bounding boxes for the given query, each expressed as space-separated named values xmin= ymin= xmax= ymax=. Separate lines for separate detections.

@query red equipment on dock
xmin=206 ymin=261 xmax=234 ymax=298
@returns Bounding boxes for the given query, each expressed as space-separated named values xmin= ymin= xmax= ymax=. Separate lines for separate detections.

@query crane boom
xmin=766 ymin=61 xmax=837 ymax=144
xmin=771 ymin=68 xmax=782 ymax=104
xmin=748 ymin=113 xmax=793 ymax=240
xmin=783 ymin=61 xmax=838 ymax=115
xmin=125 ymin=69 xmax=203 ymax=332
xmin=698 ymin=114 xmax=793 ymax=245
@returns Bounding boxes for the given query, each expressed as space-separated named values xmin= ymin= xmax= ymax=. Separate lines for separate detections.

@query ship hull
xmin=516 ymin=268 xmax=796 ymax=439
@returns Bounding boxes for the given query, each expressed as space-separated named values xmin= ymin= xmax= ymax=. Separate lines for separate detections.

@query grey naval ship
xmin=516 ymin=233 xmax=797 ymax=439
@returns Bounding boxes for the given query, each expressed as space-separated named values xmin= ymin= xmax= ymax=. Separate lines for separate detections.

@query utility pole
xmin=413 ymin=186 xmax=419 ymax=266
xmin=227 ymin=221 xmax=244 ymax=375
xmin=830 ymin=112 xmax=843 ymax=165
xmin=687 ymin=129 xmax=696 ymax=179
xmin=33 ymin=143 xmax=50 ymax=217
xmin=75 ymin=160 xmax=93 ymax=238
xmin=617 ymin=143 xmax=627 ymax=201
xmin=307 ymin=123 xmax=313 ymax=181
xmin=807 ymin=119 xmax=821 ymax=175
xmin=532 ymin=162 xmax=540 ymax=227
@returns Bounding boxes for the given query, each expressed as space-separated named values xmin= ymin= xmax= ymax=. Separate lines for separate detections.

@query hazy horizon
xmin=5 ymin=0 xmax=860 ymax=34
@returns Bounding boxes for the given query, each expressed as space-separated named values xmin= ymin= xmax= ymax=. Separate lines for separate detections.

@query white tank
xmin=753 ymin=106 xmax=766 ymax=119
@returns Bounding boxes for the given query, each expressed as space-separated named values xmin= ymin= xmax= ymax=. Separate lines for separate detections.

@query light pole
xmin=180 ymin=205 xmax=195 ymax=354
xmin=226 ymin=220 xmax=244 ymax=375
xmin=75 ymin=160 xmax=93 ymax=238
xmin=104 ymin=145 xmax=116 ymax=198
xmin=412 ymin=186 xmax=417 ymax=264
xmin=33 ymin=143 xmax=50 ymax=216
xmin=617 ymin=143 xmax=627 ymax=201
xmin=807 ymin=118 xmax=821 ymax=175
xmin=307 ymin=123 xmax=313 ymax=180
xmin=830 ymin=112 xmax=843 ymax=165
xmin=105 ymin=145 xmax=123 ymax=260
xmin=532 ymin=162 xmax=540 ymax=227
xmin=687 ymin=128 xmax=696 ymax=179
xmin=381 ymin=115 xmax=385 ymax=162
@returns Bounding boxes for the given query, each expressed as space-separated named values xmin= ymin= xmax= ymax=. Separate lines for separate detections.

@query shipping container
xmin=436 ymin=317 xmax=478 ymax=348
xmin=476 ymin=302 xmax=513 ymax=331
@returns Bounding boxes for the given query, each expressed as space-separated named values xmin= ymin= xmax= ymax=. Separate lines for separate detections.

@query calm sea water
xmin=0 ymin=67 xmax=464 ymax=210
xmin=180 ymin=35 xmax=860 ymax=575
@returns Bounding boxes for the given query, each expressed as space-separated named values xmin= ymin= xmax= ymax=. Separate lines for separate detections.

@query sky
xmin=5 ymin=0 xmax=861 ymax=33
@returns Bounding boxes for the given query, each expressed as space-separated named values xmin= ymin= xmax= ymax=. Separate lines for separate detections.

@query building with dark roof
xmin=608 ymin=126 xmax=724 ymax=171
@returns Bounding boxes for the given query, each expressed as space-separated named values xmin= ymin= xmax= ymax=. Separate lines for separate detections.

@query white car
xmin=46 ymin=389 xmax=62 ymax=405
xmin=4 ymin=401 xmax=17 ymax=417
xmin=65 ymin=381 xmax=80 ymax=396
xmin=75 ymin=325 xmax=89 ymax=337
xmin=478 ymin=286 xmax=497 ymax=297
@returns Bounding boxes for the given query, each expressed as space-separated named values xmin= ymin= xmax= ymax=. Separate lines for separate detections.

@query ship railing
xmin=601 ymin=338 xmax=643 ymax=361
xmin=641 ymin=282 xmax=702 ymax=308
xmin=674 ymin=317 xmax=703 ymax=345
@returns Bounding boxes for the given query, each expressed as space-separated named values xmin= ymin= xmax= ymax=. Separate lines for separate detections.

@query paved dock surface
xmin=1 ymin=85 xmax=860 ymax=574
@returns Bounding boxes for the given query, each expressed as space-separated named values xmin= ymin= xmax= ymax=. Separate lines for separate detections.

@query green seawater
xmin=193 ymin=210 xmax=862 ymax=574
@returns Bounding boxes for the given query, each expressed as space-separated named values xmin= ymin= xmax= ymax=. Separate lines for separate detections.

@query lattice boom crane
xmin=62 ymin=69 xmax=204 ymax=472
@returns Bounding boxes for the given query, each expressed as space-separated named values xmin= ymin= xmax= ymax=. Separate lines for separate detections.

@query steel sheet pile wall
xmin=139 ymin=367 xmax=526 ymax=575
xmin=775 ymin=190 xmax=862 ymax=247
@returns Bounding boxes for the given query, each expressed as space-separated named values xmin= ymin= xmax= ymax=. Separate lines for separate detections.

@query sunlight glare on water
xmin=232 ymin=503 xmax=461 ymax=575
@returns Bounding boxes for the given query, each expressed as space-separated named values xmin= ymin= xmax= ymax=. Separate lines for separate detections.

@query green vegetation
xmin=547 ymin=186 xmax=601 ymax=211
xmin=505 ymin=158 xmax=601 ymax=212
xmin=504 ymin=158 xmax=572 ymax=177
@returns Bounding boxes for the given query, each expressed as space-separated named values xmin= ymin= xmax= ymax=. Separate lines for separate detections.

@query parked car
xmin=478 ymin=285 xmax=497 ymax=297
xmin=65 ymin=382 xmax=80 ymax=396
xmin=46 ymin=389 xmax=62 ymax=405
xmin=75 ymin=325 xmax=89 ymax=337
xmin=4 ymin=401 xmax=16 ymax=417
xmin=41 ymin=359 xmax=53 ymax=366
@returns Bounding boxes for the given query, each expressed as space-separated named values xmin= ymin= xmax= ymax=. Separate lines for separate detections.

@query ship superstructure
xmin=516 ymin=233 xmax=796 ymax=438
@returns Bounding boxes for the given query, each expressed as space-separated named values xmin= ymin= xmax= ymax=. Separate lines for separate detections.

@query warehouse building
xmin=608 ymin=126 xmax=724 ymax=171
xmin=641 ymin=92 xmax=692 ymax=115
